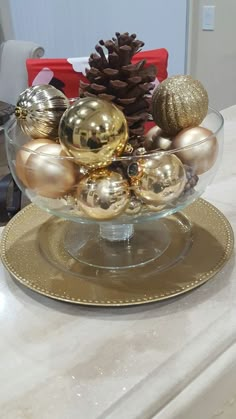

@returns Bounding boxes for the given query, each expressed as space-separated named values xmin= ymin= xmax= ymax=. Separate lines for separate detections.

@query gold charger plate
xmin=0 ymin=199 xmax=234 ymax=306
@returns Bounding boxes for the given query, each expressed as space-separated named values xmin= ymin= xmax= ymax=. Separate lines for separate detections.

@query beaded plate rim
xmin=0 ymin=199 xmax=234 ymax=306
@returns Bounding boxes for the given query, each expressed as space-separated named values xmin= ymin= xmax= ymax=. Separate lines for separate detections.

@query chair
xmin=0 ymin=40 xmax=44 ymax=224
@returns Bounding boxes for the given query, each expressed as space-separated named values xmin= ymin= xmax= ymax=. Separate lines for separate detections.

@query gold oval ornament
xmin=59 ymin=97 xmax=128 ymax=169
xmin=15 ymin=85 xmax=69 ymax=139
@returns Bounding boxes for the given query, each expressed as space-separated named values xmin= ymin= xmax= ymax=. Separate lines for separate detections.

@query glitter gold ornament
xmin=15 ymin=85 xmax=69 ymax=139
xmin=151 ymin=75 xmax=209 ymax=136
xmin=15 ymin=138 xmax=55 ymax=187
xmin=59 ymin=97 xmax=128 ymax=169
xmin=76 ymin=168 xmax=130 ymax=220
xmin=172 ymin=126 xmax=218 ymax=175
xmin=144 ymin=125 xmax=172 ymax=151
xmin=25 ymin=143 xmax=77 ymax=198
xmin=129 ymin=154 xmax=186 ymax=205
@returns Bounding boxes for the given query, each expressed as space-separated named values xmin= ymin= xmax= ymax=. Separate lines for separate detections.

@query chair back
xmin=0 ymin=40 xmax=44 ymax=105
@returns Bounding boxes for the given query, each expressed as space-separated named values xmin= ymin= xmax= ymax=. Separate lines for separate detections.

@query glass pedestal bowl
xmin=5 ymin=107 xmax=223 ymax=271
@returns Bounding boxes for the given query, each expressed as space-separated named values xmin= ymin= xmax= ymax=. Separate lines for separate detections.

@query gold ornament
xmin=25 ymin=143 xmax=77 ymax=199
xmin=76 ymin=169 xmax=130 ymax=220
xmin=152 ymin=75 xmax=209 ymax=136
xmin=59 ymin=97 xmax=128 ymax=169
xmin=15 ymin=85 xmax=69 ymax=139
xmin=15 ymin=138 xmax=55 ymax=187
xmin=172 ymin=126 xmax=218 ymax=175
xmin=144 ymin=125 xmax=172 ymax=151
xmin=129 ymin=154 xmax=186 ymax=205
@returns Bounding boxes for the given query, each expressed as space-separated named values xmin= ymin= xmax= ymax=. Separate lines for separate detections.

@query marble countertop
xmin=0 ymin=106 xmax=236 ymax=419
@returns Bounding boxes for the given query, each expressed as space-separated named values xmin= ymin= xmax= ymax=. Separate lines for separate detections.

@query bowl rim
xmin=5 ymin=106 xmax=224 ymax=162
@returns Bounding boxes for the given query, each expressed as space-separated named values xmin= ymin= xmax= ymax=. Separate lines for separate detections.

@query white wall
xmin=0 ymin=0 xmax=14 ymax=43
xmin=8 ymin=0 xmax=188 ymax=75
xmin=188 ymin=0 xmax=236 ymax=110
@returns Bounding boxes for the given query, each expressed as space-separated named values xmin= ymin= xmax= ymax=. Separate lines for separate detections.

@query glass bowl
xmin=5 ymin=107 xmax=224 ymax=269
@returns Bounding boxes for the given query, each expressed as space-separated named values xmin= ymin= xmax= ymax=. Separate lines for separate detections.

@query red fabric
xmin=132 ymin=48 xmax=168 ymax=82
xmin=26 ymin=48 xmax=168 ymax=98
xmin=26 ymin=58 xmax=88 ymax=99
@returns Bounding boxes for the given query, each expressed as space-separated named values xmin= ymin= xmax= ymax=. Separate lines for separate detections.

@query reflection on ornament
xmin=76 ymin=169 xmax=130 ymax=220
xmin=123 ymin=143 xmax=134 ymax=155
xmin=16 ymin=138 xmax=55 ymax=187
xmin=125 ymin=196 xmax=142 ymax=215
xmin=133 ymin=147 xmax=147 ymax=156
xmin=152 ymin=75 xmax=209 ymax=136
xmin=25 ymin=143 xmax=77 ymax=198
xmin=141 ymin=203 xmax=166 ymax=213
xmin=172 ymin=126 xmax=218 ymax=175
xmin=144 ymin=125 xmax=172 ymax=151
xmin=59 ymin=97 xmax=128 ymax=169
xmin=15 ymin=85 xmax=69 ymax=139
xmin=129 ymin=154 xmax=186 ymax=205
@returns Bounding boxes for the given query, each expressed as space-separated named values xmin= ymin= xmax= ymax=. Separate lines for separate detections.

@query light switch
xmin=202 ymin=5 xmax=215 ymax=31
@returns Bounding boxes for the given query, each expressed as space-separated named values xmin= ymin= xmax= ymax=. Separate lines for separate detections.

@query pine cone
xmin=80 ymin=32 xmax=157 ymax=140
xmin=183 ymin=165 xmax=199 ymax=195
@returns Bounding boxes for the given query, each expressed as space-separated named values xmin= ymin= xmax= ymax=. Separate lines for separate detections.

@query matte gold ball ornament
xmin=151 ymin=75 xmax=209 ymax=136
xmin=76 ymin=168 xmax=130 ymax=220
xmin=59 ymin=97 xmax=128 ymax=169
xmin=128 ymin=154 xmax=186 ymax=206
xmin=24 ymin=143 xmax=77 ymax=199
xmin=15 ymin=85 xmax=69 ymax=139
xmin=15 ymin=138 xmax=55 ymax=187
xmin=172 ymin=126 xmax=218 ymax=175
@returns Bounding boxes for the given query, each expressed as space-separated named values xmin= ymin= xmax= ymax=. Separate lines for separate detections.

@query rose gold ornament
xmin=15 ymin=138 xmax=54 ymax=187
xmin=129 ymin=154 xmax=186 ymax=205
xmin=25 ymin=143 xmax=77 ymax=198
xmin=172 ymin=126 xmax=218 ymax=175
xmin=76 ymin=169 xmax=130 ymax=220
xmin=144 ymin=125 xmax=172 ymax=151
xmin=152 ymin=75 xmax=209 ymax=136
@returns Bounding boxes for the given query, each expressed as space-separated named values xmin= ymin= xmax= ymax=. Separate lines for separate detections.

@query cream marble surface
xmin=0 ymin=107 xmax=236 ymax=419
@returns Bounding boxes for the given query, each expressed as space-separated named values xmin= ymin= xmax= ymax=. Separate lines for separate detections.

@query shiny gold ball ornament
xmin=59 ymin=97 xmax=128 ymax=169
xmin=24 ymin=143 xmax=77 ymax=198
xmin=129 ymin=154 xmax=186 ymax=205
xmin=144 ymin=125 xmax=172 ymax=151
xmin=172 ymin=126 xmax=218 ymax=175
xmin=151 ymin=75 xmax=209 ymax=136
xmin=15 ymin=138 xmax=55 ymax=187
xmin=76 ymin=169 xmax=130 ymax=220
xmin=15 ymin=85 xmax=69 ymax=139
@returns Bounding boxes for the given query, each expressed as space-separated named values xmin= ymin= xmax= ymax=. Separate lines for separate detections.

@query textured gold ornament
xmin=16 ymin=138 xmax=54 ymax=187
xmin=25 ymin=143 xmax=77 ymax=199
xmin=76 ymin=169 xmax=130 ymax=220
xmin=15 ymin=85 xmax=69 ymax=139
xmin=144 ymin=125 xmax=172 ymax=151
xmin=172 ymin=126 xmax=218 ymax=175
xmin=151 ymin=75 xmax=209 ymax=136
xmin=59 ymin=97 xmax=128 ymax=169
xmin=129 ymin=154 xmax=186 ymax=205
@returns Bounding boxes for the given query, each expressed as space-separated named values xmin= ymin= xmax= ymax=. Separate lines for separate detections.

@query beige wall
xmin=188 ymin=0 xmax=236 ymax=110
